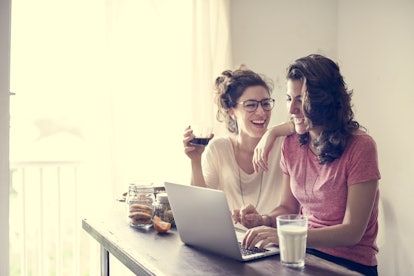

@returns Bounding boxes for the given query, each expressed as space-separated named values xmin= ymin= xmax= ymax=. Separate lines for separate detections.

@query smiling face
xmin=286 ymin=79 xmax=324 ymax=139
xmin=229 ymin=85 xmax=272 ymax=138
xmin=286 ymin=79 xmax=308 ymax=135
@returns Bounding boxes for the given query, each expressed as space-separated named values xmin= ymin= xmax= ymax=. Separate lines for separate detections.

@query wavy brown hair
xmin=286 ymin=54 xmax=361 ymax=164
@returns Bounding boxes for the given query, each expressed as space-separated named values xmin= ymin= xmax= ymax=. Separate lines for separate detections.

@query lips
xmin=252 ymin=119 xmax=266 ymax=125
xmin=293 ymin=117 xmax=305 ymax=124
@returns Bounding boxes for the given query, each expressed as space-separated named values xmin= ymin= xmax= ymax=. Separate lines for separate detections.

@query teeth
xmin=252 ymin=120 xmax=265 ymax=124
xmin=294 ymin=118 xmax=304 ymax=124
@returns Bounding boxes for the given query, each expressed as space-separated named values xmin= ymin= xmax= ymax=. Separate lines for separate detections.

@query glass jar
xmin=126 ymin=182 xmax=155 ymax=229
xmin=154 ymin=192 xmax=175 ymax=227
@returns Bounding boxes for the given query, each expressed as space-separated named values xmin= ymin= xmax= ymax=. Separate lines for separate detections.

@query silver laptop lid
xmin=164 ymin=182 xmax=244 ymax=260
xmin=164 ymin=182 xmax=280 ymax=261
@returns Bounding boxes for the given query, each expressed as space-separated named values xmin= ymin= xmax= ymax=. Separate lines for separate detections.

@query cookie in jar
xmin=126 ymin=182 xmax=155 ymax=229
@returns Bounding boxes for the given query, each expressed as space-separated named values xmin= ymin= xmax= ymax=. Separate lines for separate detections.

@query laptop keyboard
xmin=239 ymin=242 xmax=268 ymax=256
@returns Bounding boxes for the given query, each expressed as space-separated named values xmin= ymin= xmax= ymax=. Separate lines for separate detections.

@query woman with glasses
xmin=183 ymin=66 xmax=293 ymax=219
xmin=239 ymin=55 xmax=380 ymax=276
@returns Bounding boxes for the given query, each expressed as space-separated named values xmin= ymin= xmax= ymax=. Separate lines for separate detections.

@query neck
xmin=308 ymin=127 xmax=322 ymax=155
xmin=309 ymin=126 xmax=323 ymax=142
xmin=236 ymin=133 xmax=260 ymax=153
xmin=234 ymin=134 xmax=258 ymax=174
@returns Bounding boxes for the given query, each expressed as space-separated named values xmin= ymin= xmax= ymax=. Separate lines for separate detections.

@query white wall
xmin=231 ymin=0 xmax=338 ymax=126
xmin=231 ymin=0 xmax=414 ymax=274
xmin=338 ymin=1 xmax=414 ymax=274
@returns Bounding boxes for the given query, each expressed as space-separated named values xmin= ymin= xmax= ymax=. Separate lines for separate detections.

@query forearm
xmin=190 ymin=159 xmax=207 ymax=187
xmin=261 ymin=175 xmax=300 ymax=228
xmin=306 ymin=181 xmax=379 ymax=248
xmin=263 ymin=205 xmax=298 ymax=228
xmin=268 ymin=121 xmax=295 ymax=138
xmin=307 ymin=223 xmax=363 ymax=248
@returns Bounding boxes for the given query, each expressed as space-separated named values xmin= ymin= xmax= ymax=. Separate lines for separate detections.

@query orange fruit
xmin=153 ymin=215 xmax=171 ymax=233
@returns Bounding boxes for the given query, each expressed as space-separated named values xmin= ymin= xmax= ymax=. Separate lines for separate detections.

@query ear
xmin=228 ymin=108 xmax=236 ymax=120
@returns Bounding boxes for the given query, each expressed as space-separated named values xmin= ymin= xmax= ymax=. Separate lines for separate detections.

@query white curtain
xmin=191 ymin=0 xmax=232 ymax=136
xmin=10 ymin=0 xmax=231 ymax=274
xmin=11 ymin=0 xmax=231 ymax=196
xmin=104 ymin=0 xmax=231 ymax=193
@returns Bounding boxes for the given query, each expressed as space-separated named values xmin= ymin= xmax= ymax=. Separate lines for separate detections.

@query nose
xmin=255 ymin=103 xmax=266 ymax=115
xmin=288 ymin=99 xmax=300 ymax=115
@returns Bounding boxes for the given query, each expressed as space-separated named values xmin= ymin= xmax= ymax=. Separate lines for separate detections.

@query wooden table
xmin=82 ymin=203 xmax=361 ymax=275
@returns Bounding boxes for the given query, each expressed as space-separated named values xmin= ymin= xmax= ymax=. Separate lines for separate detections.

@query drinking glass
xmin=189 ymin=125 xmax=213 ymax=146
xmin=277 ymin=214 xmax=308 ymax=268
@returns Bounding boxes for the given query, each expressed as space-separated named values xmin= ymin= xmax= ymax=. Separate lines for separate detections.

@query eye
xmin=244 ymin=101 xmax=257 ymax=108
xmin=262 ymin=100 xmax=272 ymax=108
xmin=286 ymin=95 xmax=292 ymax=102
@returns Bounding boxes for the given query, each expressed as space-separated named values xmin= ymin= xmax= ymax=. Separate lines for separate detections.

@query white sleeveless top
xmin=202 ymin=136 xmax=284 ymax=214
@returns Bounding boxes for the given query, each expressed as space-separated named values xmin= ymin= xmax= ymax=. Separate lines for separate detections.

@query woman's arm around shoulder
xmin=253 ymin=121 xmax=295 ymax=172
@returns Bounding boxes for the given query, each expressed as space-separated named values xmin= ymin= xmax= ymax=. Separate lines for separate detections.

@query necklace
xmin=304 ymin=146 xmax=320 ymax=208
xmin=236 ymin=139 xmax=263 ymax=209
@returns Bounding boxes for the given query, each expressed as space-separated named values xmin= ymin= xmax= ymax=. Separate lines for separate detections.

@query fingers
xmin=183 ymin=125 xmax=194 ymax=145
xmin=241 ymin=214 xmax=260 ymax=229
xmin=253 ymin=147 xmax=269 ymax=173
xmin=243 ymin=227 xmax=264 ymax=249
xmin=183 ymin=126 xmax=197 ymax=154
xmin=242 ymin=226 xmax=278 ymax=250
xmin=232 ymin=209 xmax=241 ymax=224
xmin=240 ymin=203 xmax=258 ymax=215
xmin=238 ymin=205 xmax=263 ymax=228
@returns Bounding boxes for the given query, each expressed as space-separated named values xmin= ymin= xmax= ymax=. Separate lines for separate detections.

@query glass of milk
xmin=277 ymin=214 xmax=308 ymax=268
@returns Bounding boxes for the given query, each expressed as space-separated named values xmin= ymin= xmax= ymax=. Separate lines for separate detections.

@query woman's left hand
xmin=253 ymin=130 xmax=276 ymax=173
xmin=235 ymin=204 xmax=264 ymax=229
xmin=242 ymin=225 xmax=279 ymax=250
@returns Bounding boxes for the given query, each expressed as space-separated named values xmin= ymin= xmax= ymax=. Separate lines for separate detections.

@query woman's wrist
xmin=261 ymin=214 xmax=271 ymax=227
xmin=269 ymin=121 xmax=295 ymax=138
xmin=288 ymin=120 xmax=295 ymax=134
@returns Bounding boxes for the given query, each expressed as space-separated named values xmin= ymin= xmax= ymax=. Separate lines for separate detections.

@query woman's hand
xmin=253 ymin=129 xmax=277 ymax=173
xmin=242 ymin=226 xmax=279 ymax=250
xmin=234 ymin=204 xmax=264 ymax=229
xmin=253 ymin=121 xmax=294 ymax=173
xmin=183 ymin=126 xmax=212 ymax=159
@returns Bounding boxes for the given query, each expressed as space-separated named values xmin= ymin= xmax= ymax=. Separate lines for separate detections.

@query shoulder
xmin=282 ymin=133 xmax=299 ymax=148
xmin=207 ymin=136 xmax=232 ymax=151
xmin=348 ymin=130 xmax=377 ymax=150
xmin=343 ymin=130 xmax=379 ymax=166
xmin=281 ymin=134 xmax=303 ymax=161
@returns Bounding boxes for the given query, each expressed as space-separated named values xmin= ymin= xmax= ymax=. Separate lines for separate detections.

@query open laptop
xmin=164 ymin=182 xmax=280 ymax=261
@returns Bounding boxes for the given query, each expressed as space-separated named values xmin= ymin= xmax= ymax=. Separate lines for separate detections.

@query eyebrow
xmin=286 ymin=94 xmax=302 ymax=99
xmin=239 ymin=97 xmax=271 ymax=102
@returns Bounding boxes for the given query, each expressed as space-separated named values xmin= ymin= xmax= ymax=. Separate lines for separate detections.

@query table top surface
xmin=82 ymin=202 xmax=361 ymax=276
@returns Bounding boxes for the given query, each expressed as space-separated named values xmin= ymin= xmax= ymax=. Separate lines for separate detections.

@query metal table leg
xmin=101 ymin=245 xmax=110 ymax=276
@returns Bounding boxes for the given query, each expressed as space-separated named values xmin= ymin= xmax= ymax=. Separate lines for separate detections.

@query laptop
xmin=164 ymin=182 xmax=280 ymax=261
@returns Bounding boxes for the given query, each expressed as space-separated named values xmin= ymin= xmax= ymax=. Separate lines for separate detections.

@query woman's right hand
xmin=183 ymin=125 xmax=207 ymax=159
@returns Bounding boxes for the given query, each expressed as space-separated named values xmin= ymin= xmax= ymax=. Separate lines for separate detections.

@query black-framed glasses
xmin=237 ymin=98 xmax=275 ymax=112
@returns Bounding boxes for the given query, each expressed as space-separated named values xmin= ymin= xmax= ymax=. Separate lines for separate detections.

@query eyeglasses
xmin=237 ymin=98 xmax=275 ymax=112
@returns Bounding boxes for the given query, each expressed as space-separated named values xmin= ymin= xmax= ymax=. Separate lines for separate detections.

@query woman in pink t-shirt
xmin=237 ymin=54 xmax=381 ymax=276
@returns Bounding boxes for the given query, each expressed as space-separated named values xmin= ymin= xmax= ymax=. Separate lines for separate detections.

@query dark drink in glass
xmin=189 ymin=137 xmax=211 ymax=146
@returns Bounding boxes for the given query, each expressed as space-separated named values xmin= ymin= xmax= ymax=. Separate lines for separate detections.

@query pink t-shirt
xmin=280 ymin=131 xmax=381 ymax=266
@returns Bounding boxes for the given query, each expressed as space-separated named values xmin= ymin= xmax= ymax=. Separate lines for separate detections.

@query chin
xmin=295 ymin=126 xmax=308 ymax=135
xmin=252 ymin=130 xmax=266 ymax=138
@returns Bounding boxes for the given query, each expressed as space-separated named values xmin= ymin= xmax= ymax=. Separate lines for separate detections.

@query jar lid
xmin=157 ymin=192 xmax=169 ymax=203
